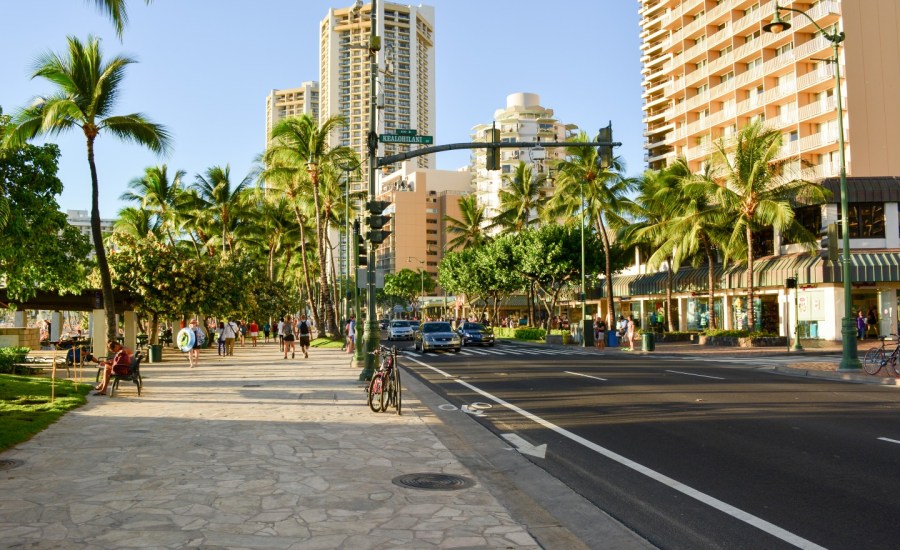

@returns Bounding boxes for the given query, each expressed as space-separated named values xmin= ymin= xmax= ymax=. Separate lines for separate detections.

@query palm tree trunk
xmin=706 ymin=245 xmax=717 ymax=330
xmin=311 ymin=178 xmax=338 ymax=338
xmin=597 ymin=218 xmax=616 ymax=327
xmin=86 ymin=137 xmax=117 ymax=344
xmin=746 ymin=226 xmax=755 ymax=330
xmin=290 ymin=205 xmax=321 ymax=329
xmin=665 ymin=257 xmax=675 ymax=332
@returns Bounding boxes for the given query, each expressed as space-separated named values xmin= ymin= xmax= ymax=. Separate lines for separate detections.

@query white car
xmin=388 ymin=320 xmax=414 ymax=341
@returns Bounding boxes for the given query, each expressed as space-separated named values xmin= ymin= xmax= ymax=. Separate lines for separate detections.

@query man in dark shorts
xmin=297 ymin=314 xmax=312 ymax=358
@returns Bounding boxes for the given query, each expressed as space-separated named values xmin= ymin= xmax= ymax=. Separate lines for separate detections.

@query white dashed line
xmin=665 ymin=370 xmax=726 ymax=380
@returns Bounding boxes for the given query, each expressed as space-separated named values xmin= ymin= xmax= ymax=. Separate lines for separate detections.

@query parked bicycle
xmin=366 ymin=345 xmax=401 ymax=414
xmin=863 ymin=334 xmax=900 ymax=377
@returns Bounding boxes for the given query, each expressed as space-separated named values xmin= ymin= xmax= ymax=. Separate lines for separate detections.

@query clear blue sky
xmin=1 ymin=1 xmax=643 ymax=218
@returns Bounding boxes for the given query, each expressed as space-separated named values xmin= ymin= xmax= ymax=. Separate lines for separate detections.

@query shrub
xmin=514 ymin=327 xmax=546 ymax=341
xmin=701 ymin=329 xmax=777 ymax=339
xmin=0 ymin=347 xmax=31 ymax=374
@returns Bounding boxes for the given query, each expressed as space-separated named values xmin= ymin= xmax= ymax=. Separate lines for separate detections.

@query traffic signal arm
xmin=377 ymin=140 xmax=622 ymax=168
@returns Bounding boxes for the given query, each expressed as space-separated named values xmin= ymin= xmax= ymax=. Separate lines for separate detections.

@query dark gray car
xmin=414 ymin=322 xmax=461 ymax=353
xmin=457 ymin=322 xmax=495 ymax=347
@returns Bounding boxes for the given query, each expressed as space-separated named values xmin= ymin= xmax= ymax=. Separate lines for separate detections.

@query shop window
xmin=838 ymin=202 xmax=885 ymax=238
xmin=782 ymin=206 xmax=822 ymax=244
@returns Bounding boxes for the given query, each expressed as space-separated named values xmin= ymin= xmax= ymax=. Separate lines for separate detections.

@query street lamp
xmin=408 ymin=256 xmax=425 ymax=318
xmin=763 ymin=4 xmax=860 ymax=370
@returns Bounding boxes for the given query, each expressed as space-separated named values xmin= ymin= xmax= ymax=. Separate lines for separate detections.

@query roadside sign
xmin=379 ymin=133 xmax=433 ymax=145
xmin=395 ymin=128 xmax=417 ymax=136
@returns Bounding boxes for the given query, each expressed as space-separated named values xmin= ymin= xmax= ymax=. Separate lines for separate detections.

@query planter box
xmin=698 ymin=335 xmax=788 ymax=347
xmin=545 ymin=335 xmax=564 ymax=345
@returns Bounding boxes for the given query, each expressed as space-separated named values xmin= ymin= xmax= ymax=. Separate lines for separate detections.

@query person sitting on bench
xmin=93 ymin=340 xmax=132 ymax=396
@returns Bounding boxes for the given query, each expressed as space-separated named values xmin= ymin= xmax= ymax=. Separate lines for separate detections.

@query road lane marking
xmin=665 ymin=370 xmax=726 ymax=380
xmin=878 ymin=437 xmax=900 ymax=445
xmin=502 ymin=433 xmax=547 ymax=458
xmin=565 ymin=371 xmax=607 ymax=382
xmin=402 ymin=354 xmax=824 ymax=550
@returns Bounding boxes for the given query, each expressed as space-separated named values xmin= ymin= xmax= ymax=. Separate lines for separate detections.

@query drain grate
xmin=392 ymin=473 xmax=474 ymax=491
xmin=0 ymin=459 xmax=24 ymax=471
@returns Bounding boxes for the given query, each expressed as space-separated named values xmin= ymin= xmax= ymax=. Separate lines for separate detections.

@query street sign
xmin=395 ymin=128 xmax=417 ymax=136
xmin=379 ymin=133 xmax=433 ymax=145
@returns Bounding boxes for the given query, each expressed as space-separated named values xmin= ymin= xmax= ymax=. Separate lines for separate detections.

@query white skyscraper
xmin=265 ymin=82 xmax=320 ymax=144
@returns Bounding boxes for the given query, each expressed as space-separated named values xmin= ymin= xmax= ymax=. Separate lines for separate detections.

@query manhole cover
xmin=0 ymin=459 xmax=23 ymax=471
xmin=392 ymin=473 xmax=474 ymax=491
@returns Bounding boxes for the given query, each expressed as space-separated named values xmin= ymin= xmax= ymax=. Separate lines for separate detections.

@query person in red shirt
xmin=93 ymin=340 xmax=132 ymax=396
xmin=249 ymin=320 xmax=259 ymax=347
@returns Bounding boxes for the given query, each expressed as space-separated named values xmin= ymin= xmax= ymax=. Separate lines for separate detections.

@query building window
xmin=783 ymin=206 xmax=822 ymax=244
xmin=839 ymin=203 xmax=886 ymax=238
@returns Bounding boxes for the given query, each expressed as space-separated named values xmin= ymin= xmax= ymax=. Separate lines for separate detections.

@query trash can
xmin=582 ymin=319 xmax=594 ymax=347
xmin=608 ymin=331 xmax=619 ymax=347
xmin=148 ymin=344 xmax=163 ymax=363
xmin=641 ymin=332 xmax=655 ymax=351
xmin=809 ymin=321 xmax=818 ymax=339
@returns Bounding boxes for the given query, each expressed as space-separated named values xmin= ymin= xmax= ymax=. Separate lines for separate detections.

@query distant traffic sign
xmin=395 ymin=128 xmax=417 ymax=136
xmin=379 ymin=133 xmax=433 ymax=145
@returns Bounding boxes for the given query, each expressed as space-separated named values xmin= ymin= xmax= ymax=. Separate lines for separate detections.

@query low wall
xmin=698 ymin=335 xmax=788 ymax=348
xmin=0 ymin=328 xmax=42 ymax=350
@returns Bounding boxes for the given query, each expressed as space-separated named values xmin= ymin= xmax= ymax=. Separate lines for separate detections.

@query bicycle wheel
xmin=368 ymin=373 xmax=384 ymax=412
xmin=863 ymin=347 xmax=885 ymax=375
xmin=394 ymin=364 xmax=402 ymax=415
xmin=380 ymin=368 xmax=391 ymax=412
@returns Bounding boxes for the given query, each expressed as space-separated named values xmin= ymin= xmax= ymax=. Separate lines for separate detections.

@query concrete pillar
xmin=91 ymin=309 xmax=106 ymax=356
xmin=14 ymin=311 xmax=26 ymax=327
xmin=878 ymin=289 xmax=896 ymax=338
xmin=678 ymin=297 xmax=687 ymax=332
xmin=723 ymin=295 xmax=733 ymax=330
xmin=50 ymin=311 xmax=62 ymax=341
xmin=123 ymin=311 xmax=137 ymax=351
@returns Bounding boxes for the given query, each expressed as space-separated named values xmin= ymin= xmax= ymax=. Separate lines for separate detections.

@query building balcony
xmin=799 ymin=131 xmax=839 ymax=154
xmin=775 ymin=140 xmax=800 ymax=160
xmin=797 ymin=65 xmax=837 ymax=91
xmin=798 ymin=97 xmax=839 ymax=123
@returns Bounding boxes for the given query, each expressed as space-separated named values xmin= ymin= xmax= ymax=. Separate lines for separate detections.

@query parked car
xmin=409 ymin=320 xmax=420 ymax=331
xmin=388 ymin=320 xmax=414 ymax=341
xmin=457 ymin=322 xmax=495 ymax=347
xmin=414 ymin=322 xmax=461 ymax=353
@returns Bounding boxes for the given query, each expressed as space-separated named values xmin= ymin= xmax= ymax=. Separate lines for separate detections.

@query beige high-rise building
xmin=265 ymin=82 xmax=320 ymax=143
xmin=319 ymin=2 xmax=436 ymax=176
xmin=639 ymin=0 xmax=900 ymax=180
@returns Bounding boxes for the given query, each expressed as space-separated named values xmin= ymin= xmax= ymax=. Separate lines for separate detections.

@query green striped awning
xmin=724 ymin=253 xmax=824 ymax=289
xmin=826 ymin=252 xmax=900 ymax=283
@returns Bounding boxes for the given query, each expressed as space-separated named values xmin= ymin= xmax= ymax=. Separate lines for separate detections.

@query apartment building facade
xmin=319 ymin=2 xmax=436 ymax=177
xmin=265 ymin=82 xmax=320 ymax=144
xmin=471 ymin=93 xmax=578 ymax=226
xmin=629 ymin=0 xmax=900 ymax=340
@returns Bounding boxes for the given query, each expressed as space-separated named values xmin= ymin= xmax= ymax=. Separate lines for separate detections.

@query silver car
xmin=388 ymin=320 xmax=414 ymax=341
xmin=414 ymin=322 xmax=461 ymax=353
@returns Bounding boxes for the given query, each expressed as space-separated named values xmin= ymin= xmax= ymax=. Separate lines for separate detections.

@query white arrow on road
xmin=460 ymin=404 xmax=485 ymax=416
xmin=502 ymin=433 xmax=547 ymax=458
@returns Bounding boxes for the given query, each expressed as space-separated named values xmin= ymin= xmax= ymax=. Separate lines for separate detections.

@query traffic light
xmin=596 ymin=122 xmax=613 ymax=169
xmin=485 ymin=125 xmax=500 ymax=171
xmin=354 ymin=220 xmax=367 ymax=266
xmin=786 ymin=277 xmax=797 ymax=289
xmin=366 ymin=200 xmax=392 ymax=245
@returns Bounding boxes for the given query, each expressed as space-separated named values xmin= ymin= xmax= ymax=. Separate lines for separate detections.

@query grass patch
xmin=311 ymin=337 xmax=345 ymax=349
xmin=0 ymin=374 xmax=92 ymax=452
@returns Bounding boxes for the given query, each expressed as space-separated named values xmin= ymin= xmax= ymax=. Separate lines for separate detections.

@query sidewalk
xmin=0 ymin=342 xmax=652 ymax=549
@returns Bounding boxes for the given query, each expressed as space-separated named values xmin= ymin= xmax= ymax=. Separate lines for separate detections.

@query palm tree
xmin=113 ymin=206 xmax=161 ymax=239
xmin=494 ymin=161 xmax=547 ymax=234
xmin=88 ymin=0 xmax=153 ymax=38
xmin=549 ymin=132 xmax=632 ymax=326
xmin=191 ymin=165 xmax=252 ymax=254
xmin=2 ymin=35 xmax=170 ymax=343
xmin=120 ymin=164 xmax=185 ymax=246
xmin=444 ymin=194 xmax=491 ymax=250
xmin=704 ymin=121 xmax=829 ymax=330
xmin=266 ymin=114 xmax=356 ymax=338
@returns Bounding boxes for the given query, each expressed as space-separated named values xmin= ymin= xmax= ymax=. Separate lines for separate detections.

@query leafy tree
xmin=439 ymin=242 xmax=522 ymax=324
xmin=2 ymin=35 xmax=170 ymax=343
xmin=113 ymin=206 xmax=161 ymax=240
xmin=0 ymin=117 xmax=92 ymax=299
xmin=383 ymin=268 xmax=435 ymax=317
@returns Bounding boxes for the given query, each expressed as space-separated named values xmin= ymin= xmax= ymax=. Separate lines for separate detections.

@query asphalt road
xmin=395 ymin=341 xmax=900 ymax=550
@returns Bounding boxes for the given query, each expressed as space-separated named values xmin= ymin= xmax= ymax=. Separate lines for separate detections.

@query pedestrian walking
xmin=856 ymin=310 xmax=866 ymax=340
xmin=249 ymin=320 xmax=259 ymax=347
xmin=282 ymin=315 xmax=296 ymax=359
xmin=595 ymin=317 xmax=607 ymax=351
xmin=866 ymin=307 xmax=879 ymax=339
xmin=345 ymin=314 xmax=357 ymax=355
xmin=626 ymin=315 xmax=636 ymax=351
xmin=187 ymin=319 xmax=204 ymax=368
xmin=277 ymin=317 xmax=285 ymax=351
xmin=297 ymin=314 xmax=311 ymax=358
xmin=216 ymin=321 xmax=226 ymax=356
xmin=262 ymin=321 xmax=271 ymax=343
xmin=223 ymin=318 xmax=239 ymax=356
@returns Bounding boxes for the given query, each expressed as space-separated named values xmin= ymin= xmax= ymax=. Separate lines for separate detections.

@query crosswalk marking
xmin=406 ymin=346 xmax=601 ymax=359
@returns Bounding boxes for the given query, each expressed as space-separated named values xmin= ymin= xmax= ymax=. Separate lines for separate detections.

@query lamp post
xmin=763 ymin=4 xmax=859 ymax=370
xmin=408 ymin=256 xmax=425 ymax=319
xmin=359 ymin=0 xmax=381 ymax=381
xmin=579 ymin=180 xmax=587 ymax=348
